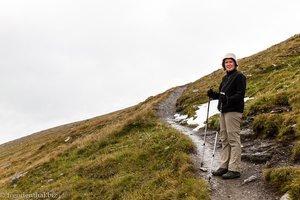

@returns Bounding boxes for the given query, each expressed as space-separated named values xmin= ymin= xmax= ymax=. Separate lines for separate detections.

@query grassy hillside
xmin=0 ymin=89 xmax=209 ymax=199
xmin=176 ymin=33 xmax=300 ymax=199
xmin=1 ymin=33 xmax=299 ymax=199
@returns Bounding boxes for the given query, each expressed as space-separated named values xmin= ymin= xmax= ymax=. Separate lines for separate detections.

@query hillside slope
xmin=0 ymin=33 xmax=299 ymax=199
xmin=0 ymin=89 xmax=209 ymax=199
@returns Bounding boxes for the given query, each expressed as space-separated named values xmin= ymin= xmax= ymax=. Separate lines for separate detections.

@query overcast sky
xmin=1 ymin=0 xmax=299 ymax=144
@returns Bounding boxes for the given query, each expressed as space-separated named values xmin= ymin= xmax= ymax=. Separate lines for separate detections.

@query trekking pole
xmin=208 ymin=100 xmax=223 ymax=181
xmin=208 ymin=131 xmax=218 ymax=182
xmin=200 ymin=97 xmax=210 ymax=168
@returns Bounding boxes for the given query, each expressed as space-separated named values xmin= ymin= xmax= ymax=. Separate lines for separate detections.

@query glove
xmin=207 ymin=88 xmax=215 ymax=97
xmin=220 ymin=93 xmax=228 ymax=104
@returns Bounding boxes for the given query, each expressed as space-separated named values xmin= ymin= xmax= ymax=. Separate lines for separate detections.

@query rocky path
xmin=157 ymin=87 xmax=280 ymax=200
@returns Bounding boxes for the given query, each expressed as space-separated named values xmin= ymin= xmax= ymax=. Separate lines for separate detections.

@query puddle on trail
xmin=165 ymin=117 xmax=221 ymax=171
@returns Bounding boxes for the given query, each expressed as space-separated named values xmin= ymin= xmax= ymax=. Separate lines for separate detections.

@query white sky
xmin=1 ymin=0 xmax=300 ymax=144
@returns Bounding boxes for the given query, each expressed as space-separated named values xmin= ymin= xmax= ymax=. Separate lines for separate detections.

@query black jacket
xmin=209 ymin=69 xmax=246 ymax=113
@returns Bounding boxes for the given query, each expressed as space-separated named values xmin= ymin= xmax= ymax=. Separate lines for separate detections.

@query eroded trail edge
xmin=158 ymin=87 xmax=279 ymax=200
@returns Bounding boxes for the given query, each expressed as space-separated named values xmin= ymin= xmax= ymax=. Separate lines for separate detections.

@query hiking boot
xmin=212 ymin=168 xmax=228 ymax=176
xmin=222 ymin=171 xmax=241 ymax=179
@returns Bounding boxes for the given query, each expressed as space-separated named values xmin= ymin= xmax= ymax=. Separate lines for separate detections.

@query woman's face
xmin=224 ymin=58 xmax=236 ymax=72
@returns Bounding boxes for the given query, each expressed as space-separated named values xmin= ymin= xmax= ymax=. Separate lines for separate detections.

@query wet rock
xmin=242 ymin=152 xmax=272 ymax=163
xmin=257 ymin=142 xmax=276 ymax=152
xmin=270 ymin=106 xmax=291 ymax=114
xmin=240 ymin=129 xmax=256 ymax=141
xmin=241 ymin=175 xmax=257 ymax=185
xmin=242 ymin=140 xmax=276 ymax=154
xmin=241 ymin=117 xmax=254 ymax=129
xmin=280 ymin=192 xmax=290 ymax=200
xmin=10 ymin=172 xmax=28 ymax=184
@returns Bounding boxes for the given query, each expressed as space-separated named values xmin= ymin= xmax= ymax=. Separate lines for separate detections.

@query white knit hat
xmin=222 ymin=53 xmax=238 ymax=69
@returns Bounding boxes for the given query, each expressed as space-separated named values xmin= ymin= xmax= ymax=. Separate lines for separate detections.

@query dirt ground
xmin=157 ymin=87 xmax=282 ymax=200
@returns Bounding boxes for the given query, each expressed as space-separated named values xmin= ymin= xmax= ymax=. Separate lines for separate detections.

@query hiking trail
xmin=158 ymin=87 xmax=280 ymax=200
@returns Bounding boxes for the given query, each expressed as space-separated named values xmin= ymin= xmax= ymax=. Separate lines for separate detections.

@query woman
xmin=207 ymin=53 xmax=246 ymax=179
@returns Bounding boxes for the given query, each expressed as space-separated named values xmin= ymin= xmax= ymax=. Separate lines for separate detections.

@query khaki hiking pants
xmin=219 ymin=112 xmax=242 ymax=172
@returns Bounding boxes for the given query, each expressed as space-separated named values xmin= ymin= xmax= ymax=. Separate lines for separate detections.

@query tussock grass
xmin=264 ymin=167 xmax=300 ymax=200
xmin=251 ymin=113 xmax=297 ymax=142
xmin=244 ymin=91 xmax=290 ymax=116
xmin=292 ymin=141 xmax=300 ymax=162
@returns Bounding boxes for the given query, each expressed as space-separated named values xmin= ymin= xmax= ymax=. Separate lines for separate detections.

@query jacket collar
xmin=226 ymin=69 xmax=237 ymax=76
